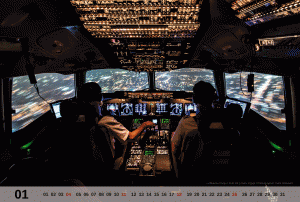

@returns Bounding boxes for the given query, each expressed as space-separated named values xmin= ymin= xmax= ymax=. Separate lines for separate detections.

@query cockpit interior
xmin=0 ymin=0 xmax=299 ymax=187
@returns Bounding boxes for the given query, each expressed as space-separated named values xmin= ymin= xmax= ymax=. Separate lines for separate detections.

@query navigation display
xmin=170 ymin=103 xmax=183 ymax=116
xmin=152 ymin=119 xmax=158 ymax=130
xmin=107 ymin=103 xmax=119 ymax=115
xmin=120 ymin=103 xmax=133 ymax=116
xmin=144 ymin=150 xmax=154 ymax=155
xmin=132 ymin=118 xmax=143 ymax=129
xmin=50 ymin=102 xmax=62 ymax=119
xmin=134 ymin=103 xmax=147 ymax=115
xmin=185 ymin=103 xmax=197 ymax=115
xmin=161 ymin=118 xmax=170 ymax=130
xmin=155 ymin=103 xmax=168 ymax=115
xmin=224 ymin=98 xmax=247 ymax=118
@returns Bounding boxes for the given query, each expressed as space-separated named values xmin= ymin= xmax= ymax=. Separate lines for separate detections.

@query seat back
xmin=46 ymin=100 xmax=114 ymax=185
xmin=89 ymin=124 xmax=115 ymax=170
xmin=1 ymin=100 xmax=114 ymax=186
xmin=179 ymin=110 xmax=240 ymax=184
xmin=223 ymin=103 xmax=243 ymax=130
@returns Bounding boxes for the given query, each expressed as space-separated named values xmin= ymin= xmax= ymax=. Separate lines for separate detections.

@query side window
xmin=12 ymin=73 xmax=75 ymax=132
xmin=225 ymin=72 xmax=286 ymax=130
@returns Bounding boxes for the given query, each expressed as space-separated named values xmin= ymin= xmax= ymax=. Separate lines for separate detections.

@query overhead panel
xmin=109 ymin=38 xmax=192 ymax=72
xmin=70 ymin=0 xmax=201 ymax=38
xmin=230 ymin=0 xmax=300 ymax=26
xmin=70 ymin=0 xmax=203 ymax=72
xmin=256 ymin=35 xmax=300 ymax=58
xmin=258 ymin=35 xmax=300 ymax=47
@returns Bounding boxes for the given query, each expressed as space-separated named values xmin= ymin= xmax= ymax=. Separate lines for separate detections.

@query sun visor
xmin=0 ymin=37 xmax=24 ymax=78
xmin=33 ymin=26 xmax=104 ymax=63
xmin=2 ymin=26 xmax=105 ymax=78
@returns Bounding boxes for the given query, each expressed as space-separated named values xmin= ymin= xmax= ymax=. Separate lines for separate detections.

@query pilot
xmin=77 ymin=82 xmax=155 ymax=170
xmin=171 ymin=81 xmax=218 ymax=178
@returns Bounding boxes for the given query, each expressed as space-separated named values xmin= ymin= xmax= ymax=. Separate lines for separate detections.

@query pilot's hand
xmin=137 ymin=131 xmax=146 ymax=141
xmin=142 ymin=121 xmax=155 ymax=128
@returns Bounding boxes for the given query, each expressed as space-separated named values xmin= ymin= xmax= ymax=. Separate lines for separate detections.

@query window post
xmin=149 ymin=71 xmax=154 ymax=90
xmin=288 ymin=76 xmax=297 ymax=130
xmin=283 ymin=77 xmax=293 ymax=131
xmin=3 ymin=78 xmax=12 ymax=138
xmin=213 ymin=69 xmax=226 ymax=106
xmin=0 ymin=78 xmax=4 ymax=136
xmin=75 ymin=71 xmax=86 ymax=98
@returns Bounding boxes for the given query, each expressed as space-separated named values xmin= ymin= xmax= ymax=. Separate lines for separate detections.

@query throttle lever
xmin=139 ymin=127 xmax=154 ymax=150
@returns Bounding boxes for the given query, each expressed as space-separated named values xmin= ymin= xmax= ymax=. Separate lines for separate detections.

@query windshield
xmin=155 ymin=68 xmax=216 ymax=92
xmin=86 ymin=69 xmax=149 ymax=93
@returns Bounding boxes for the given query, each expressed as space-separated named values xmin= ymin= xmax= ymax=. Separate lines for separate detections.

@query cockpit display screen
xmin=144 ymin=150 xmax=154 ymax=155
xmin=224 ymin=98 xmax=247 ymax=118
xmin=160 ymin=118 xmax=170 ymax=130
xmin=132 ymin=118 xmax=143 ymax=129
xmin=107 ymin=103 xmax=119 ymax=115
xmin=152 ymin=119 xmax=158 ymax=130
xmin=170 ymin=103 xmax=183 ymax=116
xmin=120 ymin=103 xmax=133 ymax=116
xmin=134 ymin=103 xmax=147 ymax=115
xmin=161 ymin=118 xmax=169 ymax=124
xmin=185 ymin=103 xmax=197 ymax=115
xmin=155 ymin=103 xmax=168 ymax=115
xmin=50 ymin=102 xmax=62 ymax=119
xmin=134 ymin=118 xmax=143 ymax=124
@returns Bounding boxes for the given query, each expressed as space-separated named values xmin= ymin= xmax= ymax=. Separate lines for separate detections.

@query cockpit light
xmin=269 ymin=141 xmax=283 ymax=152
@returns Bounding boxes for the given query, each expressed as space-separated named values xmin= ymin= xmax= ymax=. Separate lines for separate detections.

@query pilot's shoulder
xmin=182 ymin=115 xmax=190 ymax=119
xmin=179 ymin=115 xmax=194 ymax=123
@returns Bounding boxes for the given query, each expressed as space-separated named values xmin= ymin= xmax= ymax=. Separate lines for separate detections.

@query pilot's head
xmin=78 ymin=82 xmax=103 ymax=103
xmin=78 ymin=82 xmax=103 ymax=118
xmin=193 ymin=81 xmax=217 ymax=108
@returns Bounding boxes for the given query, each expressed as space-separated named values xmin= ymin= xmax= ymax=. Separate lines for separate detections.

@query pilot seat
xmin=176 ymin=108 xmax=242 ymax=185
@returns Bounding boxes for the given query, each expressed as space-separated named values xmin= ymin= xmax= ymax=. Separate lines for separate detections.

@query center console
xmin=125 ymin=118 xmax=172 ymax=176
xmin=102 ymin=96 xmax=197 ymax=178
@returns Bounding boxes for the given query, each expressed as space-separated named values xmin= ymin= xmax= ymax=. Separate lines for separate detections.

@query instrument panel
xmin=125 ymin=92 xmax=174 ymax=99
xmin=105 ymin=100 xmax=196 ymax=117
xmin=120 ymin=103 xmax=133 ymax=116
xmin=104 ymin=91 xmax=195 ymax=118
xmin=131 ymin=118 xmax=170 ymax=131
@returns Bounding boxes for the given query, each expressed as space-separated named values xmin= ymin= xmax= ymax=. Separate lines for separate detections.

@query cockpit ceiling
xmin=70 ymin=0 xmax=202 ymax=38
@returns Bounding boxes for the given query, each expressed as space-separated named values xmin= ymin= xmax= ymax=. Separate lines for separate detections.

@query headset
xmin=192 ymin=82 xmax=218 ymax=106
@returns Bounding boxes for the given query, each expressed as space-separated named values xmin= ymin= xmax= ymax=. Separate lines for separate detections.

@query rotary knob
xmin=143 ymin=163 xmax=152 ymax=172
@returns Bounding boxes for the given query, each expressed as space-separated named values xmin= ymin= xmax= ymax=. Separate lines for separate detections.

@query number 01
xmin=15 ymin=190 xmax=28 ymax=199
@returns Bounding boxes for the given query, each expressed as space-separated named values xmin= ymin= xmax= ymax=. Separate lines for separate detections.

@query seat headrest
xmin=226 ymin=103 xmax=243 ymax=119
xmin=60 ymin=100 xmax=99 ymax=124
xmin=60 ymin=100 xmax=78 ymax=122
